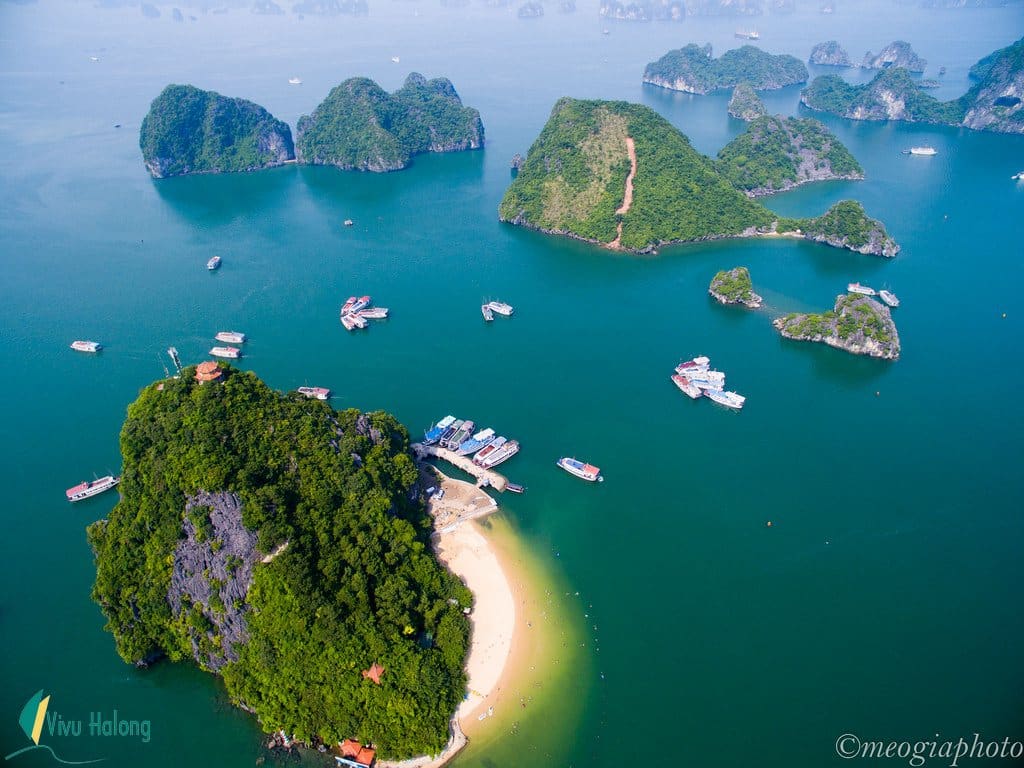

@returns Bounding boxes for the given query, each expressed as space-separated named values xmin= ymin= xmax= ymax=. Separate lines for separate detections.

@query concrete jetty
xmin=411 ymin=443 xmax=509 ymax=492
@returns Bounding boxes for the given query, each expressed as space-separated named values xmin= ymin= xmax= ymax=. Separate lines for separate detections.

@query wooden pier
xmin=411 ymin=443 xmax=509 ymax=492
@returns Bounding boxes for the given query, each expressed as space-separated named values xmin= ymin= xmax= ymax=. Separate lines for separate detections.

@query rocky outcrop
xmin=169 ymin=491 xmax=262 ymax=672
xmin=961 ymin=36 xmax=1024 ymax=133
xmin=139 ymin=84 xmax=295 ymax=179
xmin=644 ymin=44 xmax=808 ymax=94
xmin=797 ymin=200 xmax=899 ymax=257
xmin=727 ymin=83 xmax=768 ymax=120
xmin=861 ymin=41 xmax=927 ymax=72
xmin=709 ymin=266 xmax=762 ymax=308
xmin=774 ymin=294 xmax=900 ymax=360
xmin=809 ymin=40 xmax=851 ymax=67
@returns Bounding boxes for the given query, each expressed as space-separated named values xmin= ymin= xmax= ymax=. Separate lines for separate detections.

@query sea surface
xmin=1 ymin=1 xmax=1022 ymax=766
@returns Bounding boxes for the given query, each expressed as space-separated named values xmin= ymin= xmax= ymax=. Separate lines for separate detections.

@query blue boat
xmin=423 ymin=415 xmax=456 ymax=445
xmin=456 ymin=428 xmax=496 ymax=456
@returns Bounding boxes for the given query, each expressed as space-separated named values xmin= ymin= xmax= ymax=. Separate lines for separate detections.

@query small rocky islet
xmin=774 ymin=293 xmax=901 ymax=360
xmin=709 ymin=267 xmax=762 ymax=309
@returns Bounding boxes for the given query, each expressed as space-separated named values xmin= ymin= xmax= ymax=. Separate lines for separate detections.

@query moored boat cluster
xmin=670 ymin=356 xmax=746 ymax=410
xmin=340 ymin=295 xmax=389 ymax=331
xmin=481 ymin=300 xmax=514 ymax=322
xmin=423 ymin=415 xmax=521 ymax=468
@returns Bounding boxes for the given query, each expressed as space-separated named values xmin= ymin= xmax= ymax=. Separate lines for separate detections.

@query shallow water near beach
xmin=1 ymin=1 xmax=1022 ymax=766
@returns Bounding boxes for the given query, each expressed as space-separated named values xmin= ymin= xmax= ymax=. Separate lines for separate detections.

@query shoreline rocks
xmin=774 ymin=293 xmax=900 ymax=359
xmin=709 ymin=266 xmax=763 ymax=308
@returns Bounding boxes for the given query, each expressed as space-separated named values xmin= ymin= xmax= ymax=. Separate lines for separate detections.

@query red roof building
xmin=337 ymin=739 xmax=376 ymax=768
xmin=361 ymin=662 xmax=385 ymax=685
xmin=195 ymin=361 xmax=222 ymax=383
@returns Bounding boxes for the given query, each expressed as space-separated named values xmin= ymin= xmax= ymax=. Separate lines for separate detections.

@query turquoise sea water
xmin=1 ymin=1 xmax=1022 ymax=766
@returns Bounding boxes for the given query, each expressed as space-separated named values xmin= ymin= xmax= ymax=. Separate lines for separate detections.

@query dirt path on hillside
xmin=607 ymin=136 xmax=637 ymax=249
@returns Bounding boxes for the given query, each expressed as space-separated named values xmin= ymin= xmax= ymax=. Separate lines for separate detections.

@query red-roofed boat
xmin=66 ymin=475 xmax=120 ymax=502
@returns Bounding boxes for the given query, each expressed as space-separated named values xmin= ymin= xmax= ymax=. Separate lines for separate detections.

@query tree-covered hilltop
xmin=295 ymin=73 xmax=484 ymax=171
xmin=709 ymin=266 xmax=762 ymax=308
xmin=727 ymin=83 xmax=768 ymax=121
xmin=498 ymin=98 xmax=774 ymax=251
xmin=87 ymin=366 xmax=470 ymax=758
xmin=774 ymin=294 xmax=900 ymax=359
xmin=783 ymin=200 xmax=899 ymax=257
xmin=643 ymin=44 xmax=808 ymax=94
xmin=139 ymin=84 xmax=294 ymax=178
xmin=801 ymin=36 xmax=1024 ymax=134
xmin=715 ymin=115 xmax=863 ymax=196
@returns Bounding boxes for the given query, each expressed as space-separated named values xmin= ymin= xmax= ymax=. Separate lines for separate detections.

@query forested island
xmin=715 ymin=115 xmax=863 ymax=196
xmin=296 ymin=73 xmax=484 ymax=171
xmin=498 ymin=98 xmax=893 ymax=255
xmin=88 ymin=366 xmax=470 ymax=758
xmin=643 ymin=44 xmax=808 ymax=94
xmin=709 ymin=267 xmax=762 ymax=308
xmin=801 ymin=36 xmax=1024 ymax=134
xmin=727 ymin=83 xmax=768 ymax=121
xmin=139 ymin=85 xmax=294 ymax=179
xmin=774 ymin=294 xmax=900 ymax=359
xmin=809 ymin=40 xmax=851 ymax=67
xmin=860 ymin=40 xmax=927 ymax=72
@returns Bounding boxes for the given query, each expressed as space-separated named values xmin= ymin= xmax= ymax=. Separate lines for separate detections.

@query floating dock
xmin=412 ymin=443 xmax=509 ymax=492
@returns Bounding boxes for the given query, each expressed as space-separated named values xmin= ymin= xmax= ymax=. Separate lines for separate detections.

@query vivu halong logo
xmin=5 ymin=689 xmax=151 ymax=764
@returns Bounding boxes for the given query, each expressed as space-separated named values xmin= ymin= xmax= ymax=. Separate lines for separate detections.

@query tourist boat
xmin=340 ymin=313 xmax=358 ymax=331
xmin=735 ymin=30 xmax=760 ymax=40
xmin=675 ymin=358 xmax=709 ymax=375
xmin=847 ymin=282 xmax=877 ymax=296
xmin=481 ymin=304 xmax=494 ymax=322
xmin=878 ymin=290 xmax=900 ymax=308
xmin=480 ymin=439 xmax=519 ymax=468
xmin=445 ymin=420 xmax=475 ymax=450
xmin=557 ymin=457 xmax=603 ymax=482
xmin=671 ymin=374 xmax=703 ymax=399
xmin=1013 ymin=171 xmax=1024 ymax=181
xmin=207 ymin=255 xmax=221 ymax=270
xmin=288 ymin=77 xmax=302 ymax=85
xmin=506 ymin=482 xmax=525 ymax=494
xmin=424 ymin=415 xmax=456 ymax=444
xmin=486 ymin=301 xmax=514 ymax=316
xmin=356 ymin=307 xmax=389 ymax=319
xmin=457 ymin=428 xmax=496 ymax=456
xmin=70 ymin=340 xmax=101 ymax=353
xmin=215 ymin=331 xmax=246 ymax=344
xmin=343 ymin=219 xmax=354 ymax=226
xmin=439 ymin=419 xmax=464 ymax=447
xmin=296 ymin=386 xmax=330 ymax=400
xmin=908 ymin=146 xmax=937 ymax=156
xmin=391 ymin=56 xmax=400 ymax=63
xmin=473 ymin=436 xmax=506 ymax=464
xmin=340 ymin=296 xmax=371 ymax=316
xmin=66 ymin=475 xmax=120 ymax=502
xmin=210 ymin=346 xmax=241 ymax=359
xmin=687 ymin=370 xmax=726 ymax=390
xmin=706 ymin=389 xmax=746 ymax=410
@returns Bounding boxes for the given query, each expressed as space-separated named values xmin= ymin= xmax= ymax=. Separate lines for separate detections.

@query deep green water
xmin=1 ymin=1 xmax=1022 ymax=766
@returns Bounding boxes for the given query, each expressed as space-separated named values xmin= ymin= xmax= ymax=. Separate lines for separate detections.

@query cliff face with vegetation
xmin=727 ymin=83 xmax=768 ymax=121
xmin=88 ymin=367 xmax=470 ymax=758
xmin=498 ymin=98 xmax=774 ymax=252
xmin=784 ymin=200 xmax=899 ymax=257
xmin=715 ymin=115 xmax=863 ymax=196
xmin=709 ymin=266 xmax=762 ymax=308
xmin=861 ymin=40 xmax=927 ymax=72
xmin=809 ymin=40 xmax=851 ymax=67
xmin=643 ymin=44 xmax=808 ymax=94
xmin=295 ymin=73 xmax=484 ymax=171
xmin=774 ymin=294 xmax=900 ymax=359
xmin=801 ymin=37 xmax=1024 ymax=134
xmin=139 ymin=85 xmax=294 ymax=178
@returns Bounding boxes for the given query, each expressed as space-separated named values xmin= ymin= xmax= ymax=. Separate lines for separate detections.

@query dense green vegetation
xmin=498 ymin=98 xmax=773 ymax=250
xmin=139 ymin=84 xmax=294 ymax=178
xmin=88 ymin=367 xmax=470 ymax=757
xmin=715 ymin=115 xmax=862 ymax=195
xmin=801 ymin=69 xmax=966 ymax=125
xmin=643 ymin=44 xmax=808 ymax=94
xmin=777 ymin=294 xmax=897 ymax=355
xmin=791 ymin=200 xmax=896 ymax=255
xmin=295 ymin=73 xmax=484 ymax=171
xmin=727 ymin=83 xmax=768 ymax=121
xmin=709 ymin=266 xmax=759 ymax=305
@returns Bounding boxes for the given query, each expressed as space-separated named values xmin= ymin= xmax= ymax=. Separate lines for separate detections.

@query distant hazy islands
xmin=88 ymin=366 xmax=471 ymax=758
xmin=139 ymin=84 xmax=295 ymax=179
xmin=140 ymin=74 xmax=483 ymax=178
xmin=643 ymin=44 xmax=808 ymax=94
xmin=709 ymin=267 xmax=762 ymax=308
xmin=774 ymin=293 xmax=900 ymax=360
xmin=499 ymin=98 xmax=893 ymax=255
xmin=802 ymin=36 xmax=1024 ymax=134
